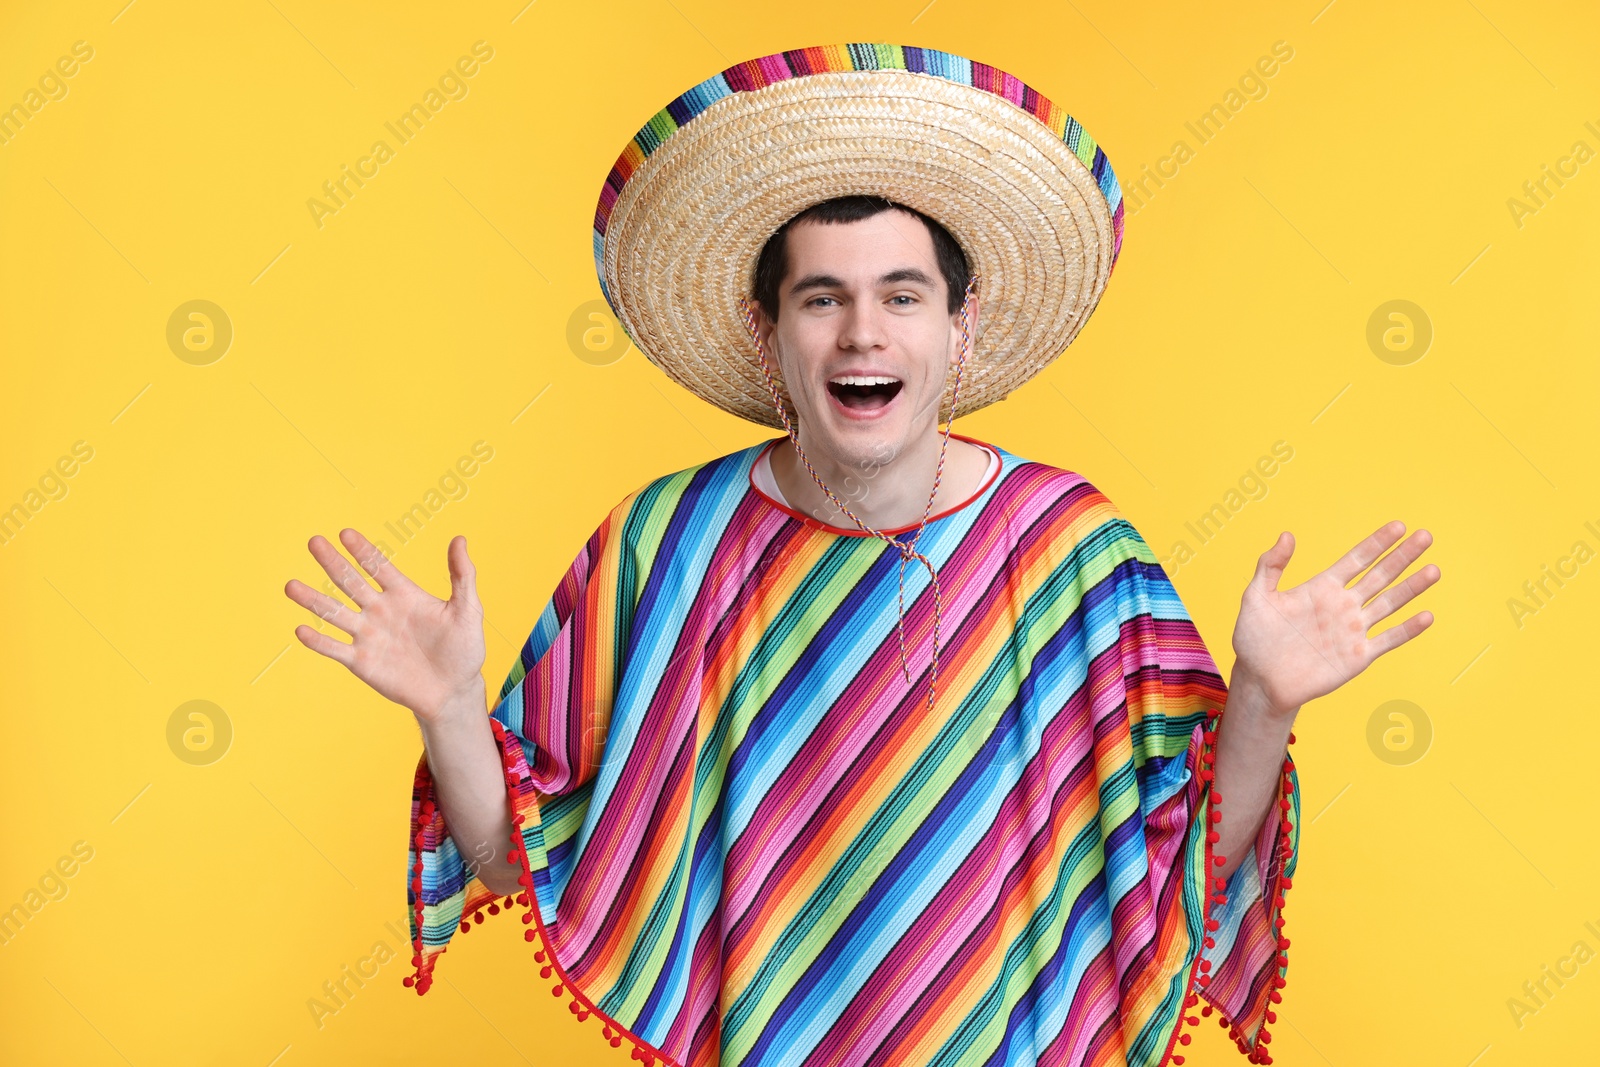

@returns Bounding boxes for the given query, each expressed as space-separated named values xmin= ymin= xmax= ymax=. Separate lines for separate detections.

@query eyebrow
xmin=785 ymin=267 xmax=938 ymax=299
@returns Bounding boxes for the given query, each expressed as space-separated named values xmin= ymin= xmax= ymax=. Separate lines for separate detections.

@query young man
xmin=285 ymin=44 xmax=1438 ymax=1067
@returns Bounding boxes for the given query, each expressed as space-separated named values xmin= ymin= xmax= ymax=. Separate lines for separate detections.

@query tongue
xmin=839 ymin=391 xmax=892 ymax=410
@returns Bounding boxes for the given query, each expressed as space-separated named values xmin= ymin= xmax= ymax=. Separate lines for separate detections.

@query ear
xmin=749 ymin=299 xmax=778 ymax=352
xmin=948 ymin=290 xmax=980 ymax=365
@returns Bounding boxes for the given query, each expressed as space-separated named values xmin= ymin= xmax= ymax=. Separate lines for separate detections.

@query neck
xmin=770 ymin=429 xmax=988 ymax=531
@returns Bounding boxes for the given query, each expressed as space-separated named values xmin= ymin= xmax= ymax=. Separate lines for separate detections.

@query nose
xmin=837 ymin=297 xmax=890 ymax=352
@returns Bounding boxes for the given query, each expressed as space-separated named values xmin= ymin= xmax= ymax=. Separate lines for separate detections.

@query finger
xmin=1326 ymin=520 xmax=1407 ymax=587
xmin=308 ymin=534 xmax=378 ymax=609
xmin=284 ymin=578 xmax=361 ymax=637
xmin=1253 ymin=531 xmax=1295 ymax=593
xmin=447 ymin=535 xmax=481 ymax=612
xmin=340 ymin=528 xmax=415 ymax=592
xmin=1367 ymin=609 xmax=1435 ymax=659
xmin=1351 ymin=528 xmax=1434 ymax=605
xmin=294 ymin=622 xmax=356 ymax=667
xmin=1362 ymin=563 xmax=1441 ymax=625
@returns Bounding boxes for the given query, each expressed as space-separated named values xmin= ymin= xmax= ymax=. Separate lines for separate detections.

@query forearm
xmin=1210 ymin=668 xmax=1298 ymax=883
xmin=415 ymin=682 xmax=522 ymax=897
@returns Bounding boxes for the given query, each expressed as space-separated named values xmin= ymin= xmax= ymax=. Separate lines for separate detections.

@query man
xmin=285 ymin=44 xmax=1438 ymax=1067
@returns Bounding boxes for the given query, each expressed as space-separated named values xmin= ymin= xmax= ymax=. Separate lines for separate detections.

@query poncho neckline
xmin=748 ymin=433 xmax=1004 ymax=536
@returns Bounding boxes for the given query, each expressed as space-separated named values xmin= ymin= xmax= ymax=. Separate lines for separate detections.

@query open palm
xmin=1232 ymin=520 xmax=1440 ymax=714
xmin=284 ymin=529 xmax=487 ymax=723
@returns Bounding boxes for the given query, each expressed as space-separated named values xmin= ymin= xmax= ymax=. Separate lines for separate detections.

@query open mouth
xmin=826 ymin=375 xmax=904 ymax=413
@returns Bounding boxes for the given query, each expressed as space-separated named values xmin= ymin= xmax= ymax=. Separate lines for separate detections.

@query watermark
xmin=803 ymin=438 xmax=900 ymax=526
xmin=0 ymin=840 xmax=94 ymax=946
xmin=1365 ymin=300 xmax=1432 ymax=366
xmin=0 ymin=439 xmax=95 ymax=547
xmin=1507 ymin=520 xmax=1598 ymax=629
xmin=1506 ymin=919 xmax=1600 ymax=1029
xmin=1506 ymin=121 xmax=1600 ymax=230
xmin=968 ymin=702 xmax=1025 ymax=770
xmin=166 ymin=299 xmax=233 ymax=365
xmin=306 ymin=41 xmax=495 ymax=229
xmin=1121 ymin=41 xmax=1296 ymax=216
xmin=166 ymin=699 xmax=233 ymax=766
xmin=0 ymin=40 xmax=95 ymax=147
xmin=1158 ymin=440 xmax=1295 ymax=576
xmin=306 ymin=913 xmax=412 ymax=1029
xmin=1365 ymin=699 xmax=1431 ymax=766
xmin=567 ymin=299 xmax=631 ymax=366
xmin=838 ymin=836 xmax=897 ymax=913
xmin=316 ymin=440 xmax=495 ymax=601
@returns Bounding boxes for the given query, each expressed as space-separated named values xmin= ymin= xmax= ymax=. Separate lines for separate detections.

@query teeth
xmin=829 ymin=375 xmax=899 ymax=386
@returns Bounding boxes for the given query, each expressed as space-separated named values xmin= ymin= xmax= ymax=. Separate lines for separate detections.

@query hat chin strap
xmin=736 ymin=275 xmax=980 ymax=712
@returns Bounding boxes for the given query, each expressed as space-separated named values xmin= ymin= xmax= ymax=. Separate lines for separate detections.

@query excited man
xmin=286 ymin=43 xmax=1438 ymax=1067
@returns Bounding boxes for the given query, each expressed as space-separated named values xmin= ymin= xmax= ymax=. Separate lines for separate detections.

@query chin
xmin=798 ymin=413 xmax=907 ymax=470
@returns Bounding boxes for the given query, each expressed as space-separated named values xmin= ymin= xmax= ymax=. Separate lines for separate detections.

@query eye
xmin=806 ymin=295 xmax=839 ymax=308
xmin=889 ymin=294 xmax=917 ymax=306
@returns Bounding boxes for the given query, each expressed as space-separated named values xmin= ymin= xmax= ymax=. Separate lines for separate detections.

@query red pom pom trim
xmin=402 ymin=716 xmax=680 ymax=1065
xmin=1157 ymin=706 xmax=1297 ymax=1066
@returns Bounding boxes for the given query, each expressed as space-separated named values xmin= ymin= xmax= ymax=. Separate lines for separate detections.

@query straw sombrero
xmin=592 ymin=43 xmax=1125 ymax=430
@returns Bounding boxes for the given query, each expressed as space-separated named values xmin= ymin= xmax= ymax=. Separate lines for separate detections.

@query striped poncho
xmin=405 ymin=434 xmax=1300 ymax=1067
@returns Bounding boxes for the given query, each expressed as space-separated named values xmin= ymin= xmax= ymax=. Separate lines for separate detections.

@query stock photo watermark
xmin=0 ymin=40 xmax=95 ymax=147
xmin=166 ymin=299 xmax=233 ymax=365
xmin=1505 ymin=120 xmax=1600 ymax=230
xmin=0 ymin=439 xmax=94 ymax=547
xmin=567 ymin=299 xmax=631 ymax=366
xmin=1506 ymin=520 xmax=1599 ymax=629
xmin=0 ymin=840 xmax=95 ymax=947
xmin=306 ymin=41 xmax=495 ymax=229
xmin=306 ymin=913 xmax=413 ymax=1029
xmin=1158 ymin=440 xmax=1295 ymax=576
xmin=1505 ymin=918 xmax=1600 ymax=1029
xmin=166 ymin=699 xmax=233 ymax=766
xmin=1121 ymin=40 xmax=1296 ymax=216
xmin=1365 ymin=300 xmax=1433 ymax=366
xmin=1365 ymin=699 xmax=1432 ymax=766
xmin=315 ymin=440 xmax=495 ymax=602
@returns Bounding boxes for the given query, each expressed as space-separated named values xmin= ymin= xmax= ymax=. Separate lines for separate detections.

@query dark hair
xmin=751 ymin=195 xmax=971 ymax=321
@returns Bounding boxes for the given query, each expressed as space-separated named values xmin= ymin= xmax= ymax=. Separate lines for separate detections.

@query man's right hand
xmin=284 ymin=529 xmax=488 ymax=726
xmin=285 ymin=529 xmax=524 ymax=897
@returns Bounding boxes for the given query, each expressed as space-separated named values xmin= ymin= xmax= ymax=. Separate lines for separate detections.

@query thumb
xmin=447 ymin=535 xmax=481 ymax=611
xmin=1254 ymin=531 xmax=1294 ymax=592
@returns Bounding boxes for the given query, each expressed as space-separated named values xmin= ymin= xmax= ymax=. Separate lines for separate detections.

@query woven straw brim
xmin=600 ymin=68 xmax=1117 ymax=430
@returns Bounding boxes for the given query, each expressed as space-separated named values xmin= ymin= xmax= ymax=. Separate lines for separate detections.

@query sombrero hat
xmin=592 ymin=43 xmax=1126 ymax=430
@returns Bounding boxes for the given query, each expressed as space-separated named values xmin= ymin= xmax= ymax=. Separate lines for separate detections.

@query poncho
xmin=404 ymin=433 xmax=1301 ymax=1067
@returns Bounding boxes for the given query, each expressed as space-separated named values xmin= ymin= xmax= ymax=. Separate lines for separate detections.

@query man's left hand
xmin=1231 ymin=520 xmax=1441 ymax=716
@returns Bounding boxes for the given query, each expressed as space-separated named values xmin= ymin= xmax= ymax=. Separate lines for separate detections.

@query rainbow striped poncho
xmin=406 ymin=435 xmax=1300 ymax=1066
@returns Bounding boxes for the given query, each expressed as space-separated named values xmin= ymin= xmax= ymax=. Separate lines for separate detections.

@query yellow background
xmin=2 ymin=0 xmax=1595 ymax=1063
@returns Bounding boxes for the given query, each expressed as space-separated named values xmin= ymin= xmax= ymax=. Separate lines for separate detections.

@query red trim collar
xmin=748 ymin=432 xmax=1004 ymax=536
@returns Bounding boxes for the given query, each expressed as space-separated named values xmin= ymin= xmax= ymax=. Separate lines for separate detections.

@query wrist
xmin=1227 ymin=665 xmax=1299 ymax=723
xmin=415 ymin=678 xmax=488 ymax=730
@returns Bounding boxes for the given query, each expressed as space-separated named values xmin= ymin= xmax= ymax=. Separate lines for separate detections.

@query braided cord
xmin=735 ymin=274 xmax=979 ymax=711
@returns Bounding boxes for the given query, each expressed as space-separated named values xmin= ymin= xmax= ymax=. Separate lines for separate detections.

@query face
xmin=753 ymin=209 xmax=979 ymax=473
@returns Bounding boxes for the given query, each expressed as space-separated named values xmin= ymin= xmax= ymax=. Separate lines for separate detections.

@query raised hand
xmin=284 ymin=530 xmax=487 ymax=724
xmin=1231 ymin=520 xmax=1440 ymax=715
